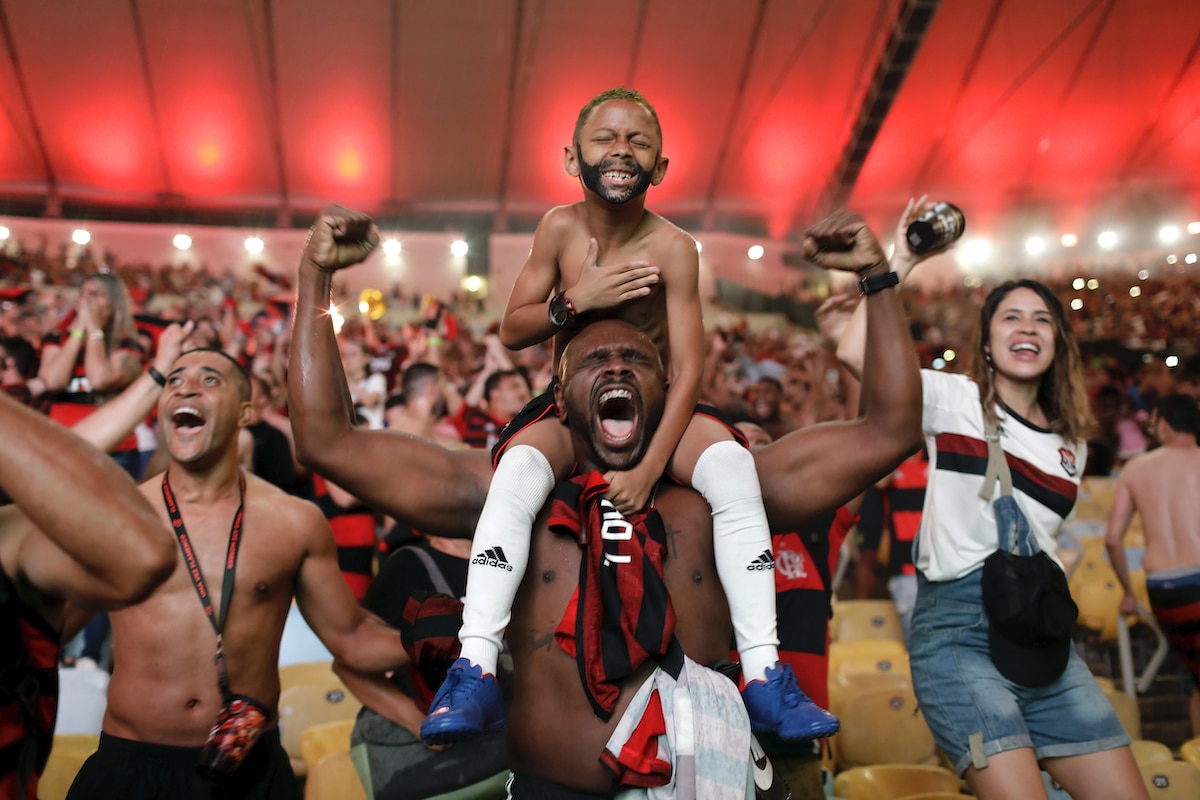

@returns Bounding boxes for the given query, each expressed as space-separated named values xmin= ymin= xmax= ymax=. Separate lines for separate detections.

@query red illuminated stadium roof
xmin=1 ymin=0 xmax=1197 ymax=244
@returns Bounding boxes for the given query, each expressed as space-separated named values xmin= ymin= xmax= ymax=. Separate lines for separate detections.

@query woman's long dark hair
xmin=968 ymin=279 xmax=1092 ymax=444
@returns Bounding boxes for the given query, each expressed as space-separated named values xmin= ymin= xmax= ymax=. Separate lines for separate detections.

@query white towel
xmin=605 ymin=655 xmax=753 ymax=800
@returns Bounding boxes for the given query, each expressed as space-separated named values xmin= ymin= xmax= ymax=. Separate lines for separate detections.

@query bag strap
xmin=410 ymin=544 xmax=455 ymax=597
xmin=978 ymin=415 xmax=1013 ymax=501
xmin=979 ymin=415 xmax=1042 ymax=557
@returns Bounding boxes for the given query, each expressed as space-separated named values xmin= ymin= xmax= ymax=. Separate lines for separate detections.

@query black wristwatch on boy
xmin=548 ymin=291 xmax=583 ymax=330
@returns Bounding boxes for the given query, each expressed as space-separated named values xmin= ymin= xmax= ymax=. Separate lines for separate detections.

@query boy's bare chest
xmin=558 ymin=235 xmax=658 ymax=289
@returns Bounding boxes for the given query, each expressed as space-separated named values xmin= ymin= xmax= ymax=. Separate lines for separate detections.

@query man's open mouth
xmin=171 ymin=406 xmax=207 ymax=434
xmin=596 ymin=387 xmax=638 ymax=446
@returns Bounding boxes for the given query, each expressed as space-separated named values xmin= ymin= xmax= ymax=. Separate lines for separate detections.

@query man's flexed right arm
xmin=289 ymin=206 xmax=492 ymax=536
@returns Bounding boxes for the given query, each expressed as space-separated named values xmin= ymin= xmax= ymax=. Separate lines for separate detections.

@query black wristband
xmin=858 ymin=270 xmax=900 ymax=295
xmin=148 ymin=366 xmax=167 ymax=387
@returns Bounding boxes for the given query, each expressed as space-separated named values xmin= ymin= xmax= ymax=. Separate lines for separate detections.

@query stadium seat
xmin=1140 ymin=759 xmax=1200 ymax=799
xmin=300 ymin=717 xmax=356 ymax=775
xmin=1129 ymin=739 xmax=1175 ymax=769
xmin=278 ymin=680 xmax=362 ymax=778
xmin=1074 ymin=477 xmax=1117 ymax=522
xmin=835 ymin=686 xmax=938 ymax=771
xmin=830 ymin=599 xmax=905 ymax=643
xmin=1102 ymin=687 xmax=1142 ymax=740
xmin=305 ymin=750 xmax=368 ymax=800
xmin=1179 ymin=737 xmax=1200 ymax=770
xmin=278 ymin=660 xmax=341 ymax=695
xmin=828 ymin=670 xmax=912 ymax=718
xmin=832 ymin=763 xmax=960 ymax=800
xmin=829 ymin=639 xmax=911 ymax=681
xmin=1072 ymin=568 xmax=1124 ymax=643
xmin=38 ymin=734 xmax=100 ymax=800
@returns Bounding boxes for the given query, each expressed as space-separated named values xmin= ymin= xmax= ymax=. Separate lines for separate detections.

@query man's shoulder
xmin=246 ymin=474 xmax=321 ymax=524
xmin=1124 ymin=445 xmax=1200 ymax=479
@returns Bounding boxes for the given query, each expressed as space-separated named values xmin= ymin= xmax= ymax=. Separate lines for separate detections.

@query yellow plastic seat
xmin=1102 ymin=687 xmax=1142 ymax=740
xmin=278 ymin=681 xmax=362 ymax=778
xmin=1129 ymin=739 xmax=1174 ymax=769
xmin=830 ymin=599 xmax=905 ymax=643
xmin=1180 ymin=737 xmax=1200 ymax=770
xmin=305 ymin=750 xmax=368 ymax=800
xmin=1074 ymin=477 xmax=1117 ymax=521
xmin=827 ymin=670 xmax=912 ymax=718
xmin=279 ymin=660 xmax=340 ymax=695
xmin=1071 ymin=569 xmax=1124 ymax=642
xmin=832 ymin=763 xmax=960 ymax=800
xmin=829 ymin=640 xmax=911 ymax=681
xmin=38 ymin=734 xmax=101 ymax=800
xmin=300 ymin=718 xmax=356 ymax=775
xmin=836 ymin=687 xmax=937 ymax=771
xmin=1140 ymin=759 xmax=1200 ymax=799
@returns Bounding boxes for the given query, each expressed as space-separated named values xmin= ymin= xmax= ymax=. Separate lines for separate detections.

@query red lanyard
xmin=161 ymin=470 xmax=246 ymax=694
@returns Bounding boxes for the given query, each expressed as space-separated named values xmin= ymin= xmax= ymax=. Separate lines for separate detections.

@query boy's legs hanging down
xmin=673 ymin=411 xmax=839 ymax=741
xmin=421 ymin=409 xmax=573 ymax=746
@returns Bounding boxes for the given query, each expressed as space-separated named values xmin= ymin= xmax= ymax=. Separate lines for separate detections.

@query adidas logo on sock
xmin=746 ymin=549 xmax=776 ymax=571
xmin=472 ymin=546 xmax=514 ymax=571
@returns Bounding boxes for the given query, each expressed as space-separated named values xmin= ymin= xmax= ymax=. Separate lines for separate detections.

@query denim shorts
xmin=909 ymin=569 xmax=1129 ymax=776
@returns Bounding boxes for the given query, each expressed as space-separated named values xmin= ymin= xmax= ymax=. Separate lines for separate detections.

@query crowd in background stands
xmin=2 ymin=242 xmax=1199 ymax=485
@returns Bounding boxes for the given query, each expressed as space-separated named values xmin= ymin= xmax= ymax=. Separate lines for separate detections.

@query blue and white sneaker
xmin=419 ymin=657 xmax=505 ymax=745
xmin=742 ymin=662 xmax=839 ymax=740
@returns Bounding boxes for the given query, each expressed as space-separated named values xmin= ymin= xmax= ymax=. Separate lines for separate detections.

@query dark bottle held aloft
xmin=907 ymin=202 xmax=965 ymax=253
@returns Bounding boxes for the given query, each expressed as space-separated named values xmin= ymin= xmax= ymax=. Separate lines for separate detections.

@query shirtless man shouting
xmin=68 ymin=342 xmax=411 ymax=800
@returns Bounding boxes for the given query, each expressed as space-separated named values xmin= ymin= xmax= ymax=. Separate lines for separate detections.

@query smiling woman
xmin=829 ymin=206 xmax=1147 ymax=798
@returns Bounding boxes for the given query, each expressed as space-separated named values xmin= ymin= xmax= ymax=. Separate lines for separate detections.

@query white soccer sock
xmin=691 ymin=439 xmax=781 ymax=683
xmin=458 ymin=445 xmax=555 ymax=675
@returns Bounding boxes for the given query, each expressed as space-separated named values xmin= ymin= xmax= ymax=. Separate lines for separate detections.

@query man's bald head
xmin=558 ymin=320 xmax=664 ymax=386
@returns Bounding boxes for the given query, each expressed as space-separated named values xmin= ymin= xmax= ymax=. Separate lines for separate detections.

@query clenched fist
xmin=802 ymin=211 xmax=888 ymax=275
xmin=302 ymin=205 xmax=380 ymax=273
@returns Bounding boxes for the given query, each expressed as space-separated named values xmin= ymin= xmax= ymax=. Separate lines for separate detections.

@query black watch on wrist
xmin=548 ymin=291 xmax=583 ymax=330
xmin=858 ymin=270 xmax=900 ymax=295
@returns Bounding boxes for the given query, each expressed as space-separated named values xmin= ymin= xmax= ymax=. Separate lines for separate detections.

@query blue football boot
xmin=419 ymin=657 xmax=505 ymax=745
xmin=741 ymin=662 xmax=839 ymax=740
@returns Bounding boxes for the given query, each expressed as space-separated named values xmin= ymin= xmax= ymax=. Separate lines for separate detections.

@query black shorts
xmin=66 ymin=729 xmax=299 ymax=800
xmin=491 ymin=378 xmax=747 ymax=469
